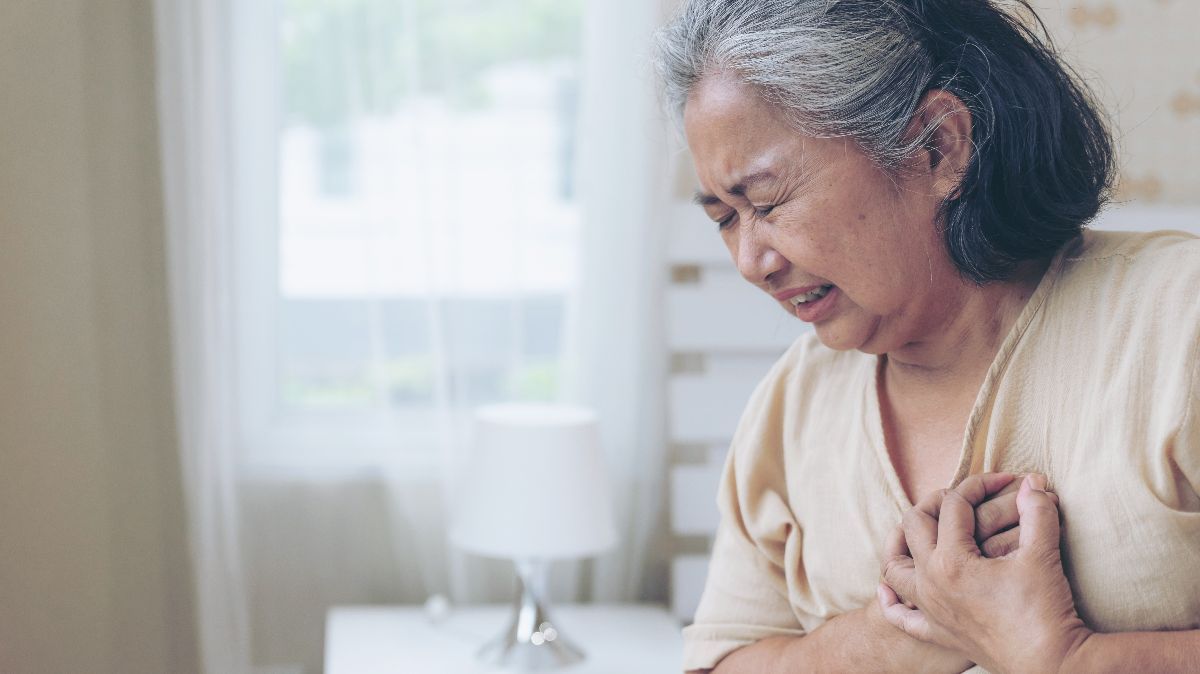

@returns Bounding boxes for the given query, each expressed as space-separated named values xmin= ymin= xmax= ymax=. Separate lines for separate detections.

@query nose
xmin=733 ymin=220 xmax=787 ymax=287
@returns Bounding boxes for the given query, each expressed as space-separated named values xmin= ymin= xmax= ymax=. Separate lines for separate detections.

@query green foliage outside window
xmin=282 ymin=0 xmax=583 ymax=128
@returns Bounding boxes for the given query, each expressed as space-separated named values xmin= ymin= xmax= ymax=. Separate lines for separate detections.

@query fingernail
xmin=1028 ymin=474 xmax=1047 ymax=491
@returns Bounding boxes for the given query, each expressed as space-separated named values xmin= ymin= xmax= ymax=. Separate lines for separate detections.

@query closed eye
xmin=754 ymin=204 xmax=775 ymax=217
xmin=715 ymin=212 xmax=737 ymax=231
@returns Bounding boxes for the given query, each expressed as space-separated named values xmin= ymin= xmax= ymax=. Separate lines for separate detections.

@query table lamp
xmin=450 ymin=403 xmax=617 ymax=670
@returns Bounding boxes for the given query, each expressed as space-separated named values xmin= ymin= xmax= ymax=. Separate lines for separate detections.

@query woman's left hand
xmin=878 ymin=475 xmax=1093 ymax=674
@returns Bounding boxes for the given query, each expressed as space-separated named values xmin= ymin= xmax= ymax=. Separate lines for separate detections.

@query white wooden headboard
xmin=664 ymin=200 xmax=809 ymax=622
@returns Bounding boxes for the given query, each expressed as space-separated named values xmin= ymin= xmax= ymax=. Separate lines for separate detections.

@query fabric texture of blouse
xmin=682 ymin=230 xmax=1200 ymax=672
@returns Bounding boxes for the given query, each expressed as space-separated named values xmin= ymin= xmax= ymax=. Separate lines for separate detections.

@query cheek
xmin=777 ymin=183 xmax=932 ymax=307
xmin=821 ymin=224 xmax=920 ymax=314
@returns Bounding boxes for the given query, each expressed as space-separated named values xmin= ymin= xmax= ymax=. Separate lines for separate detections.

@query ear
xmin=906 ymin=89 xmax=973 ymax=201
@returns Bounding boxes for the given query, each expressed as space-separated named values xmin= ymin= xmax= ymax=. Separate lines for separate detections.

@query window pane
xmin=275 ymin=0 xmax=582 ymax=422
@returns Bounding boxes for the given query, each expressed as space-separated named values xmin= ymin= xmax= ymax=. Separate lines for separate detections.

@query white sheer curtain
xmin=154 ymin=0 xmax=669 ymax=672
xmin=570 ymin=0 xmax=671 ymax=603
xmin=153 ymin=2 xmax=251 ymax=673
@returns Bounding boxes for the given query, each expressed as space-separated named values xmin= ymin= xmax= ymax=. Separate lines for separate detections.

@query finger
xmin=975 ymin=481 xmax=1057 ymax=541
xmin=1017 ymin=474 xmax=1062 ymax=560
xmin=937 ymin=490 xmax=980 ymax=553
xmin=979 ymin=496 xmax=1057 ymax=557
xmin=877 ymin=581 xmax=898 ymax=611
xmin=902 ymin=501 xmax=940 ymax=562
xmin=997 ymin=473 xmax=1058 ymax=502
xmin=880 ymin=554 xmax=918 ymax=606
xmin=996 ymin=474 xmax=1026 ymax=497
xmin=885 ymin=523 xmax=910 ymax=559
xmin=883 ymin=526 xmax=918 ymax=605
xmin=905 ymin=488 xmax=949 ymax=560
xmin=953 ymin=472 xmax=1015 ymax=507
xmin=980 ymin=526 xmax=1020 ymax=558
xmin=878 ymin=583 xmax=933 ymax=642
xmin=913 ymin=487 xmax=946 ymax=518
xmin=974 ymin=491 xmax=1018 ymax=540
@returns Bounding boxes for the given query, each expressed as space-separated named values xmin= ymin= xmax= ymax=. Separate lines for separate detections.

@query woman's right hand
xmin=864 ymin=472 xmax=1059 ymax=672
xmin=714 ymin=472 xmax=1053 ymax=674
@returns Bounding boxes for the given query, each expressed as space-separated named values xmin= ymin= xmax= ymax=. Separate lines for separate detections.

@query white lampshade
xmin=450 ymin=404 xmax=617 ymax=560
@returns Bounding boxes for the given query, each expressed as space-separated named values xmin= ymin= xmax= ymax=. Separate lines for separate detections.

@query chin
xmin=812 ymin=316 xmax=885 ymax=354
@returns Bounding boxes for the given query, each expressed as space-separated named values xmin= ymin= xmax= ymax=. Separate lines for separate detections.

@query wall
xmin=0 ymin=1 xmax=198 ymax=672
xmin=1033 ymin=0 xmax=1200 ymax=205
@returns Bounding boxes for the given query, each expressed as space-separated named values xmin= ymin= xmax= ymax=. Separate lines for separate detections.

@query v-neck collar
xmin=863 ymin=242 xmax=1072 ymax=512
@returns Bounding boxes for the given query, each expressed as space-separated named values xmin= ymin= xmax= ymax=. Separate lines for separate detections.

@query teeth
xmin=789 ymin=285 xmax=833 ymax=306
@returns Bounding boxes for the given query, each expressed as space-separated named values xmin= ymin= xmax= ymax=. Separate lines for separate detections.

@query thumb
xmin=1016 ymin=474 xmax=1061 ymax=560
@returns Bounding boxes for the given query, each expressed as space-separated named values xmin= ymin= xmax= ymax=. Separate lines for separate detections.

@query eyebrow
xmin=692 ymin=170 xmax=778 ymax=206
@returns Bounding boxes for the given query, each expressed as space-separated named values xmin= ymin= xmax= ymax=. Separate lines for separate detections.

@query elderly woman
xmin=653 ymin=1 xmax=1200 ymax=672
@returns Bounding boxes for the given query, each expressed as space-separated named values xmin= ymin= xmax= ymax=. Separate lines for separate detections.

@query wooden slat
xmin=669 ymin=459 xmax=724 ymax=536
xmin=666 ymin=267 xmax=806 ymax=351
xmin=668 ymin=357 xmax=776 ymax=442
xmin=666 ymin=202 xmax=730 ymax=264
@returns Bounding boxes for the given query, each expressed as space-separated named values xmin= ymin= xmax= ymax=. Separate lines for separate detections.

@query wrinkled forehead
xmin=683 ymin=72 xmax=823 ymax=196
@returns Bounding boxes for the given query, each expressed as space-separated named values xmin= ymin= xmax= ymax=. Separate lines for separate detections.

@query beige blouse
xmin=682 ymin=230 xmax=1200 ymax=672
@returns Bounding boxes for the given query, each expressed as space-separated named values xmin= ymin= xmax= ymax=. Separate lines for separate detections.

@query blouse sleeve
xmin=680 ymin=439 xmax=806 ymax=671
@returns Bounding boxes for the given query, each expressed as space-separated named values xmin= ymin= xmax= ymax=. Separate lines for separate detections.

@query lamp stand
xmin=476 ymin=558 xmax=585 ymax=669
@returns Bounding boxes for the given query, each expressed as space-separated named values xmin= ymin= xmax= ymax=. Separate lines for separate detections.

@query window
xmin=240 ymin=0 xmax=584 ymax=465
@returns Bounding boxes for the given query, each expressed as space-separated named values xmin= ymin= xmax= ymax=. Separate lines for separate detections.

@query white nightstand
xmin=325 ymin=603 xmax=684 ymax=673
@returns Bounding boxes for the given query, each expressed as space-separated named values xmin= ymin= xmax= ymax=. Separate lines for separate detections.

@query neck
xmin=885 ymin=259 xmax=1049 ymax=392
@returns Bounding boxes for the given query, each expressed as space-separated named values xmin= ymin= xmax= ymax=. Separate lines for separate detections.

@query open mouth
xmin=789 ymin=284 xmax=834 ymax=307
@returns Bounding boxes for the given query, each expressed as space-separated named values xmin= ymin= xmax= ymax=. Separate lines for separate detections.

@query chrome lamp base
xmin=477 ymin=559 xmax=584 ymax=670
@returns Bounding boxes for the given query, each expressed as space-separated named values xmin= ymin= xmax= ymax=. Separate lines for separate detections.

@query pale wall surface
xmin=0 ymin=1 xmax=198 ymax=672
xmin=1031 ymin=0 xmax=1198 ymax=204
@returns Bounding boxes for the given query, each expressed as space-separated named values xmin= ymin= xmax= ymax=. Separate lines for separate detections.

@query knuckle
xmin=975 ymin=504 xmax=998 ymax=530
xmin=1026 ymin=546 xmax=1063 ymax=568
xmin=917 ymin=488 xmax=946 ymax=510
xmin=982 ymin=532 xmax=1016 ymax=558
xmin=925 ymin=489 xmax=951 ymax=512
xmin=977 ymin=498 xmax=1017 ymax=535
xmin=956 ymin=475 xmax=987 ymax=502
xmin=884 ymin=557 xmax=918 ymax=590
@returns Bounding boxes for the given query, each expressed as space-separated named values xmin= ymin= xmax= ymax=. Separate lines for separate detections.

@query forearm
xmin=710 ymin=605 xmax=971 ymax=674
xmin=1061 ymin=630 xmax=1200 ymax=674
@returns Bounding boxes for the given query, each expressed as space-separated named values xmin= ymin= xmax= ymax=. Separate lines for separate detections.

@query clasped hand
xmin=878 ymin=473 xmax=1092 ymax=674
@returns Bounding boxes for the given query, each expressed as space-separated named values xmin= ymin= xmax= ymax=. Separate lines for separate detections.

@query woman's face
xmin=683 ymin=72 xmax=962 ymax=355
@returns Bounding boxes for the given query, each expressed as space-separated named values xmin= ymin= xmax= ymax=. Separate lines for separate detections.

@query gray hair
xmin=652 ymin=0 xmax=1115 ymax=284
xmin=653 ymin=0 xmax=940 ymax=168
